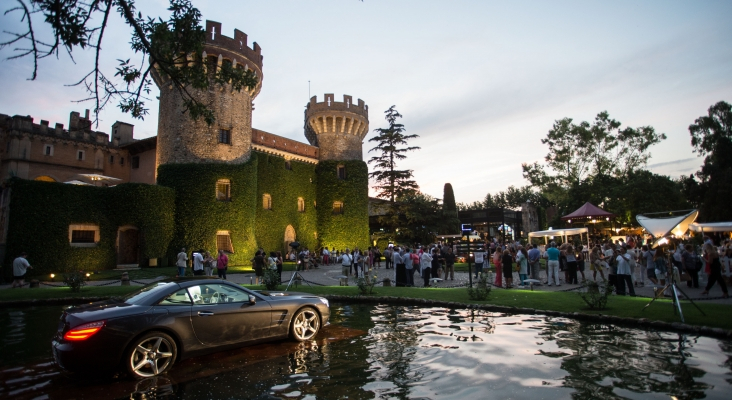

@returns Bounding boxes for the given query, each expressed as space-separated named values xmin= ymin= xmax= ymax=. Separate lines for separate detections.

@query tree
xmin=687 ymin=100 xmax=732 ymax=221
xmin=1 ymin=0 xmax=257 ymax=125
xmin=523 ymin=111 xmax=666 ymax=191
xmin=368 ymin=106 xmax=420 ymax=202
xmin=441 ymin=183 xmax=460 ymax=234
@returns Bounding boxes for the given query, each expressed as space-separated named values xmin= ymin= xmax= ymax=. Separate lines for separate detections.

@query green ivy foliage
xmin=316 ymin=160 xmax=369 ymax=251
xmin=157 ymin=158 xmax=258 ymax=266
xmin=254 ymin=154 xmax=317 ymax=254
xmin=2 ymin=179 xmax=175 ymax=279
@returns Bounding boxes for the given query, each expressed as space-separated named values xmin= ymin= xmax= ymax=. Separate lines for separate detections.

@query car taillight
xmin=63 ymin=321 xmax=105 ymax=341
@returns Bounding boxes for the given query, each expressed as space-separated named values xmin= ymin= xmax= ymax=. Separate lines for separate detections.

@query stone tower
xmin=304 ymin=94 xmax=369 ymax=161
xmin=152 ymin=20 xmax=263 ymax=166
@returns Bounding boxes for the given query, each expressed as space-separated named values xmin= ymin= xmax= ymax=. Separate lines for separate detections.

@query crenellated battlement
xmin=305 ymin=94 xmax=368 ymax=119
xmin=204 ymin=20 xmax=262 ymax=70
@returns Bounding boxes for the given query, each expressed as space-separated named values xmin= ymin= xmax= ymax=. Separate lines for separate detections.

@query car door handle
xmin=198 ymin=311 xmax=214 ymax=316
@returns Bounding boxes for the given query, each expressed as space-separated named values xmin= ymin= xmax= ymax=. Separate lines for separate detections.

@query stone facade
xmin=152 ymin=21 xmax=263 ymax=166
xmin=305 ymin=94 xmax=369 ymax=161
xmin=0 ymin=110 xmax=137 ymax=184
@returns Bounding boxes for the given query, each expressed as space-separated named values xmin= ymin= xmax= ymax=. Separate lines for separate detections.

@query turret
xmin=305 ymin=94 xmax=368 ymax=161
xmin=152 ymin=20 xmax=263 ymax=166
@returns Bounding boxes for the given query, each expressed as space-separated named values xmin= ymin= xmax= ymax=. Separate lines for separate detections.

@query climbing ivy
xmin=2 ymin=179 xmax=175 ymax=279
xmin=315 ymin=160 xmax=369 ymax=251
xmin=254 ymin=154 xmax=318 ymax=254
xmin=156 ymin=158 xmax=258 ymax=266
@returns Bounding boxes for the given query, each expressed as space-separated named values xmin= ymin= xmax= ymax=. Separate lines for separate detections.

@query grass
xmin=4 ymin=272 xmax=731 ymax=331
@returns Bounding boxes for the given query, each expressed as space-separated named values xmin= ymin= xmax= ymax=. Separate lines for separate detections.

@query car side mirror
xmin=248 ymin=295 xmax=256 ymax=305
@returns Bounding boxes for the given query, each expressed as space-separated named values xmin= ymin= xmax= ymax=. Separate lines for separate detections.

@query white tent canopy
xmin=689 ymin=222 xmax=732 ymax=233
xmin=529 ymin=227 xmax=590 ymax=248
xmin=636 ymin=210 xmax=698 ymax=238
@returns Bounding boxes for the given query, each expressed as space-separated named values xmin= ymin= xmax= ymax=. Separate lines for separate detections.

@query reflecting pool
xmin=1 ymin=303 xmax=730 ymax=399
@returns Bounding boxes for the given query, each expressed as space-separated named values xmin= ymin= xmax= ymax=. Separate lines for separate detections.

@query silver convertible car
xmin=52 ymin=278 xmax=330 ymax=378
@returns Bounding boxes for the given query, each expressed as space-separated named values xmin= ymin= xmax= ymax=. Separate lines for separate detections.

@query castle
xmin=0 ymin=21 xmax=370 ymax=275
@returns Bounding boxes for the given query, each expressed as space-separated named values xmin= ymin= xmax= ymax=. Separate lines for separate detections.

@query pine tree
xmin=368 ymin=106 xmax=420 ymax=202
xmin=442 ymin=183 xmax=460 ymax=233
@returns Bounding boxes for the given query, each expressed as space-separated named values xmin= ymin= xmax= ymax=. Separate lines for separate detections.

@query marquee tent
xmin=689 ymin=222 xmax=732 ymax=233
xmin=636 ymin=210 xmax=698 ymax=239
xmin=528 ymin=227 xmax=590 ymax=249
xmin=561 ymin=202 xmax=615 ymax=221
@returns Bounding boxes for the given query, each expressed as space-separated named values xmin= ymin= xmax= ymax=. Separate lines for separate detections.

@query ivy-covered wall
xmin=254 ymin=154 xmax=317 ymax=254
xmin=2 ymin=179 xmax=175 ymax=278
xmin=315 ymin=160 xmax=369 ymax=251
xmin=156 ymin=157 xmax=258 ymax=266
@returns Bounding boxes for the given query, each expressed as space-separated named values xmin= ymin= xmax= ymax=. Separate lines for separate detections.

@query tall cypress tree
xmin=442 ymin=183 xmax=460 ymax=233
xmin=367 ymin=106 xmax=420 ymax=202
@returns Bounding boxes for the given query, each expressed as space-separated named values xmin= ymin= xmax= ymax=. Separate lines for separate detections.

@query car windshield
xmin=123 ymin=282 xmax=178 ymax=305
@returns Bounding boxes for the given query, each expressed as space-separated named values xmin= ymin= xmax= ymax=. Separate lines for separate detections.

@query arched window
xmin=263 ymin=193 xmax=272 ymax=210
xmin=216 ymin=179 xmax=231 ymax=201
xmin=297 ymin=197 xmax=305 ymax=212
xmin=332 ymin=201 xmax=344 ymax=215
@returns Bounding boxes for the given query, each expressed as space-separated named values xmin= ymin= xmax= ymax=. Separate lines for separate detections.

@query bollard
xmin=29 ymin=279 xmax=39 ymax=288
xmin=121 ymin=272 xmax=130 ymax=286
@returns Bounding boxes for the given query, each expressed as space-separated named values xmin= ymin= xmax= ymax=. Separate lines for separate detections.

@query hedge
xmin=2 ymin=179 xmax=175 ymax=278
xmin=315 ymin=160 xmax=369 ymax=252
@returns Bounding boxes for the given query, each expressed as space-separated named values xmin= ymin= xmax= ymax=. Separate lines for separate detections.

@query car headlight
xmin=318 ymin=297 xmax=329 ymax=307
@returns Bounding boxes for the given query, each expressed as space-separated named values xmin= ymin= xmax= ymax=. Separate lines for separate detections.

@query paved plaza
xmin=3 ymin=261 xmax=730 ymax=305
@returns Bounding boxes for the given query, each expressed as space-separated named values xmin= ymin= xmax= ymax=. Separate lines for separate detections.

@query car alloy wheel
xmin=126 ymin=332 xmax=177 ymax=378
xmin=291 ymin=307 xmax=320 ymax=341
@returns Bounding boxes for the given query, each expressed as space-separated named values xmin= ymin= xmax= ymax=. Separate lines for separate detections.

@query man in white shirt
xmin=474 ymin=247 xmax=485 ymax=278
xmin=192 ymin=250 xmax=205 ymax=276
xmin=615 ymin=247 xmax=635 ymax=296
xmin=341 ymin=249 xmax=352 ymax=285
xmin=12 ymin=252 xmax=32 ymax=288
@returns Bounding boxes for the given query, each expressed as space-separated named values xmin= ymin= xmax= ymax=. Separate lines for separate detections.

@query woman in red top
xmin=217 ymin=249 xmax=229 ymax=280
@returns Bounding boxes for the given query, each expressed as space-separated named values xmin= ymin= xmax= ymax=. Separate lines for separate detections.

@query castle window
xmin=332 ymin=201 xmax=344 ymax=215
xmin=219 ymin=129 xmax=231 ymax=145
xmin=68 ymin=224 xmax=100 ymax=247
xmin=43 ymin=144 xmax=53 ymax=156
xmin=216 ymin=230 xmax=234 ymax=253
xmin=263 ymin=194 xmax=272 ymax=210
xmin=285 ymin=160 xmax=292 ymax=170
xmin=110 ymin=155 xmax=114 ymax=164
xmin=120 ymin=157 xmax=125 ymax=166
xmin=131 ymin=156 xmax=140 ymax=169
xmin=337 ymin=164 xmax=346 ymax=180
xmin=216 ymin=179 xmax=231 ymax=201
xmin=297 ymin=197 xmax=305 ymax=212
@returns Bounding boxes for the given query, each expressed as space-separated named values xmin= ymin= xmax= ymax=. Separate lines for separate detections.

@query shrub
xmin=62 ymin=270 xmax=86 ymax=292
xmin=467 ymin=273 xmax=491 ymax=300
xmin=577 ymin=280 xmax=614 ymax=310
xmin=356 ymin=273 xmax=378 ymax=295
xmin=262 ymin=268 xmax=280 ymax=290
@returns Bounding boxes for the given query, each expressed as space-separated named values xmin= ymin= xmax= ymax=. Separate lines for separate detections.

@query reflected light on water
xmin=0 ymin=303 xmax=731 ymax=399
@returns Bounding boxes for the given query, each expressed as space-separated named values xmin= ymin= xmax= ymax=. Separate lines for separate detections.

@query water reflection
xmin=0 ymin=304 xmax=730 ymax=399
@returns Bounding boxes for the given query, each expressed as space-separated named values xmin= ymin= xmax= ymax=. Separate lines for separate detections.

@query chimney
xmin=85 ymin=109 xmax=90 ymax=119
xmin=55 ymin=123 xmax=64 ymax=135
